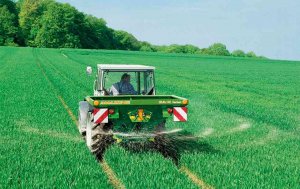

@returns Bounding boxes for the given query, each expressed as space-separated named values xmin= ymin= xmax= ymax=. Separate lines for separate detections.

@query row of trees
xmin=142 ymin=43 xmax=261 ymax=58
xmin=0 ymin=0 xmax=263 ymax=58
xmin=0 ymin=0 xmax=136 ymax=49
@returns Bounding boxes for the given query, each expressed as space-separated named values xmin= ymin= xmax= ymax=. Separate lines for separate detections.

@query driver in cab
xmin=110 ymin=73 xmax=137 ymax=95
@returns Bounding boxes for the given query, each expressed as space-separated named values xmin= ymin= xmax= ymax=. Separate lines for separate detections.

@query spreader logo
xmin=93 ymin=108 xmax=108 ymax=124
xmin=173 ymin=107 xmax=188 ymax=122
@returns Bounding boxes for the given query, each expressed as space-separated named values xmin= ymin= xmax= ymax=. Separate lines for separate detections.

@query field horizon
xmin=1 ymin=46 xmax=299 ymax=188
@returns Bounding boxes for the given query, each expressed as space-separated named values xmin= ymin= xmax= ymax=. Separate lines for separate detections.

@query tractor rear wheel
xmin=86 ymin=113 xmax=114 ymax=160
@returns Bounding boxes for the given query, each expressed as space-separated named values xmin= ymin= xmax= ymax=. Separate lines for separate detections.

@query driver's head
xmin=121 ymin=73 xmax=131 ymax=83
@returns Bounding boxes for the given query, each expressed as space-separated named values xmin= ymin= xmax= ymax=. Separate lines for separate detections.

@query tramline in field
xmin=78 ymin=64 xmax=189 ymax=158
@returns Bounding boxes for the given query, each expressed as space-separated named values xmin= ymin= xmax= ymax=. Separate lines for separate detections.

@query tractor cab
xmin=90 ymin=64 xmax=156 ymax=96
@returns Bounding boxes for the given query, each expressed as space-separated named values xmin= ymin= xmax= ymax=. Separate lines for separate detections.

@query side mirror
xmin=86 ymin=66 xmax=92 ymax=76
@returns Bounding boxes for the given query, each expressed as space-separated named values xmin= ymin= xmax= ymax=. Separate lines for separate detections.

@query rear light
xmin=94 ymin=100 xmax=100 ymax=106
xmin=182 ymin=99 xmax=188 ymax=105
xmin=108 ymin=109 xmax=115 ymax=114
xmin=167 ymin=108 xmax=173 ymax=114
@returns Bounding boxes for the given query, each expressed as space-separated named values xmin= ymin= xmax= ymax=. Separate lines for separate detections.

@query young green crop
xmin=1 ymin=46 xmax=299 ymax=188
xmin=32 ymin=48 xmax=200 ymax=188
xmin=63 ymin=48 xmax=300 ymax=188
xmin=0 ymin=47 xmax=112 ymax=188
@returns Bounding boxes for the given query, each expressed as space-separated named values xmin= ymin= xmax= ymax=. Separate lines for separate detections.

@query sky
xmin=58 ymin=0 xmax=300 ymax=60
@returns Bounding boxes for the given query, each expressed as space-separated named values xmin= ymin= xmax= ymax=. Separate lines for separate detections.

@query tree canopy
xmin=232 ymin=49 xmax=246 ymax=57
xmin=201 ymin=43 xmax=230 ymax=56
xmin=35 ymin=2 xmax=83 ymax=48
xmin=113 ymin=30 xmax=141 ymax=51
xmin=18 ymin=0 xmax=50 ymax=46
xmin=82 ymin=15 xmax=114 ymax=49
xmin=0 ymin=1 xmax=18 ymax=46
xmin=246 ymin=51 xmax=257 ymax=58
xmin=157 ymin=44 xmax=200 ymax=54
xmin=0 ymin=0 xmax=263 ymax=58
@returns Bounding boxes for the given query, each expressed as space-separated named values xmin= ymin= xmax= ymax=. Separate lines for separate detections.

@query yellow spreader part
xmin=148 ymin=137 xmax=155 ymax=142
xmin=113 ymin=135 xmax=122 ymax=143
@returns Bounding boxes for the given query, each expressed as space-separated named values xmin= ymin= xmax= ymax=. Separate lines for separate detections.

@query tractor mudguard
xmin=78 ymin=101 xmax=94 ymax=133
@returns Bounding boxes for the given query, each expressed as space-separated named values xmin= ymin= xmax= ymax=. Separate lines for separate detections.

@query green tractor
xmin=78 ymin=64 xmax=189 ymax=159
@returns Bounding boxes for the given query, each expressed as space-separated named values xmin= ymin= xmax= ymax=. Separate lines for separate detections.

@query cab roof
xmin=97 ymin=64 xmax=155 ymax=71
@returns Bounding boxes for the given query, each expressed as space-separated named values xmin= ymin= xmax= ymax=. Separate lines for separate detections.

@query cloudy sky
xmin=58 ymin=0 xmax=300 ymax=60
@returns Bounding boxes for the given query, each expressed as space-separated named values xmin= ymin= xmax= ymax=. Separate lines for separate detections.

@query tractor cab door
xmin=143 ymin=71 xmax=155 ymax=95
xmin=93 ymin=69 xmax=107 ymax=96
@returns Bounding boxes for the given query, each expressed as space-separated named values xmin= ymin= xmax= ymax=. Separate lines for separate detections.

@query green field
xmin=1 ymin=46 xmax=299 ymax=188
